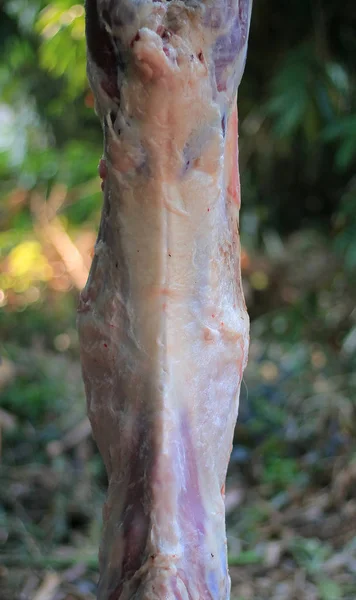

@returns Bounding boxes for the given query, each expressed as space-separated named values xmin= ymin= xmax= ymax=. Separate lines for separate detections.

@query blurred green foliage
xmin=0 ymin=0 xmax=355 ymax=313
xmin=1 ymin=2 xmax=356 ymax=598
xmin=0 ymin=0 xmax=355 ymax=252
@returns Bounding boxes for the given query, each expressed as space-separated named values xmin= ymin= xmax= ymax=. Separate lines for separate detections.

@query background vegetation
xmin=0 ymin=1 xmax=356 ymax=598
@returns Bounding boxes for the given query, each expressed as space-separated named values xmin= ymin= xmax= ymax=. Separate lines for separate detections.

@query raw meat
xmin=78 ymin=0 xmax=251 ymax=598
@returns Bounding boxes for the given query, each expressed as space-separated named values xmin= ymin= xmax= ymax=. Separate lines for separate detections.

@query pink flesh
xmin=79 ymin=1 xmax=251 ymax=598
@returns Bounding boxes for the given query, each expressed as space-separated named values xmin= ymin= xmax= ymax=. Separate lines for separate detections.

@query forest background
xmin=1 ymin=1 xmax=356 ymax=598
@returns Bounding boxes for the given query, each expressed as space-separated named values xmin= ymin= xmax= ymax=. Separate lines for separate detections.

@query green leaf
xmin=335 ymin=137 xmax=356 ymax=170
